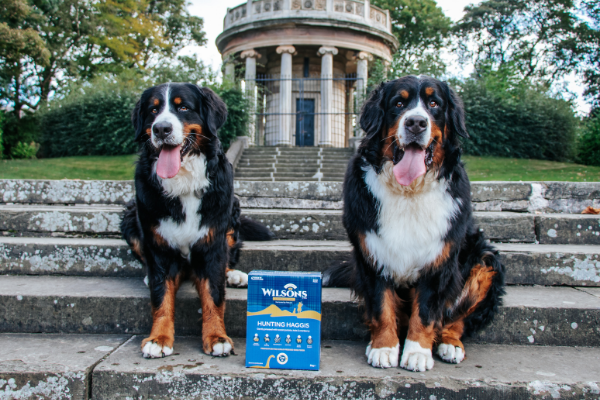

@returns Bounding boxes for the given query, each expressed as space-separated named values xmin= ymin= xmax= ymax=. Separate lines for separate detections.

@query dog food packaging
xmin=245 ymin=270 xmax=322 ymax=370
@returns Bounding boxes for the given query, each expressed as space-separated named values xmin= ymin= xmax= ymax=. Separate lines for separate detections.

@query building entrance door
xmin=295 ymin=98 xmax=315 ymax=147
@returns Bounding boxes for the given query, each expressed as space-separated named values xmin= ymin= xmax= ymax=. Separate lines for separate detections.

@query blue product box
xmin=245 ymin=270 xmax=322 ymax=371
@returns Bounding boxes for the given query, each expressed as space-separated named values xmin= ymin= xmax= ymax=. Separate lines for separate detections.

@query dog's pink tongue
xmin=156 ymin=145 xmax=182 ymax=179
xmin=393 ymin=146 xmax=426 ymax=186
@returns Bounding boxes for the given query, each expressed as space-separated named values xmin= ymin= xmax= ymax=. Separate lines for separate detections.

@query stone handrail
xmin=224 ymin=0 xmax=391 ymax=34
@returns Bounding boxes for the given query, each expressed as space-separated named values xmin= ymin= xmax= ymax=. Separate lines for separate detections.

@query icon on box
xmin=296 ymin=335 xmax=302 ymax=344
xmin=307 ymin=336 xmax=313 ymax=345
xmin=253 ymin=334 xmax=259 ymax=342
xmin=285 ymin=335 xmax=291 ymax=344
xmin=264 ymin=334 xmax=270 ymax=343
xmin=275 ymin=334 xmax=281 ymax=343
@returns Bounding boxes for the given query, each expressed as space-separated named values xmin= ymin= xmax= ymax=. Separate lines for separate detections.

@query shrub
xmin=213 ymin=84 xmax=249 ymax=151
xmin=40 ymin=80 xmax=139 ymax=157
xmin=576 ymin=111 xmax=600 ymax=166
xmin=458 ymin=69 xmax=578 ymax=162
xmin=0 ymin=111 xmax=4 ymax=158
xmin=11 ymin=141 xmax=40 ymax=159
xmin=1 ymin=112 xmax=41 ymax=158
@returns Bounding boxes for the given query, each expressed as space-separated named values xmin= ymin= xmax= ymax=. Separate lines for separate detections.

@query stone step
xmin=4 ymin=334 xmax=599 ymax=400
xmin=2 ymin=237 xmax=599 ymax=286
xmin=2 ymin=204 xmax=598 ymax=245
xmin=94 ymin=338 xmax=600 ymax=400
xmin=0 ymin=333 xmax=129 ymax=399
xmin=3 ymin=180 xmax=598 ymax=214
xmin=0 ymin=333 xmax=600 ymax=400
xmin=235 ymin=177 xmax=344 ymax=182
xmin=1 ymin=275 xmax=598 ymax=346
xmin=244 ymin=147 xmax=353 ymax=153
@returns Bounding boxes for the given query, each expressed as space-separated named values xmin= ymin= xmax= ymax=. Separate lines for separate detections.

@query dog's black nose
xmin=153 ymin=121 xmax=173 ymax=140
xmin=405 ymin=115 xmax=428 ymax=135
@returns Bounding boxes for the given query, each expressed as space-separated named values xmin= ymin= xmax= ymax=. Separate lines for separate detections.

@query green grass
xmin=0 ymin=154 xmax=599 ymax=181
xmin=462 ymin=156 xmax=600 ymax=182
xmin=0 ymin=155 xmax=137 ymax=180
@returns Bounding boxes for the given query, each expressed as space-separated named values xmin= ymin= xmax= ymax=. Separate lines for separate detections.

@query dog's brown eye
xmin=151 ymin=108 xmax=158 ymax=114
xmin=429 ymin=101 xmax=438 ymax=108
xmin=179 ymin=106 xmax=188 ymax=112
xmin=396 ymin=101 xmax=404 ymax=108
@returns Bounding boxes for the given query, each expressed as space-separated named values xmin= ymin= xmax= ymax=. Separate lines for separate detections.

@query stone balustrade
xmin=224 ymin=0 xmax=391 ymax=34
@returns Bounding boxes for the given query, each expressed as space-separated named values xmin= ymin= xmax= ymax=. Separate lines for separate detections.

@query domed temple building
xmin=216 ymin=0 xmax=398 ymax=147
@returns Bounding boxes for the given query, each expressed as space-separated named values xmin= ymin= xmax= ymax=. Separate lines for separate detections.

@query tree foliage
xmin=454 ymin=0 xmax=583 ymax=84
xmin=0 ymin=0 xmax=206 ymax=119
xmin=370 ymin=0 xmax=451 ymax=77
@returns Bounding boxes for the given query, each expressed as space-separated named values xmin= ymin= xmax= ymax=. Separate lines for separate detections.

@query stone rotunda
xmin=216 ymin=0 xmax=398 ymax=147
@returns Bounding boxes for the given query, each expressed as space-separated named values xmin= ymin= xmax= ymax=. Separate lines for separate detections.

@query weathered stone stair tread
xmin=93 ymin=337 xmax=600 ymax=400
xmin=1 ymin=275 xmax=599 ymax=345
xmin=0 ymin=333 xmax=129 ymax=399
xmin=3 ymin=334 xmax=599 ymax=400
xmin=2 ymin=237 xmax=599 ymax=286
xmin=4 ymin=204 xmax=599 ymax=244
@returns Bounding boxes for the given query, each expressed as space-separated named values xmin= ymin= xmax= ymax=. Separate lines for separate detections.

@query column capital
xmin=356 ymin=51 xmax=373 ymax=61
xmin=276 ymin=45 xmax=296 ymax=55
xmin=240 ymin=49 xmax=261 ymax=59
xmin=318 ymin=46 xmax=338 ymax=56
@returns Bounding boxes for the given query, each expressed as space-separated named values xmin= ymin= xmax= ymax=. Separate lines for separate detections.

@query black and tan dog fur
xmin=325 ymin=76 xmax=505 ymax=371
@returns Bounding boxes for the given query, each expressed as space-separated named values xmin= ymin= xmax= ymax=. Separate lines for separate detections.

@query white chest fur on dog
xmin=363 ymin=163 xmax=460 ymax=285
xmin=155 ymin=154 xmax=211 ymax=257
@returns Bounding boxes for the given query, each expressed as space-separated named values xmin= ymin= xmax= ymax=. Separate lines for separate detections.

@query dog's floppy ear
xmin=359 ymin=83 xmax=385 ymax=138
xmin=442 ymin=81 xmax=469 ymax=139
xmin=191 ymin=85 xmax=228 ymax=137
xmin=131 ymin=88 xmax=153 ymax=142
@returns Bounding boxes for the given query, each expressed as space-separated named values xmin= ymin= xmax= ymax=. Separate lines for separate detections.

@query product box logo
xmin=261 ymin=283 xmax=308 ymax=299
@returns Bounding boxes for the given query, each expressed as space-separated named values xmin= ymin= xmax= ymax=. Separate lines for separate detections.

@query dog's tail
xmin=322 ymin=257 xmax=354 ymax=287
xmin=239 ymin=216 xmax=275 ymax=241
xmin=120 ymin=200 xmax=145 ymax=264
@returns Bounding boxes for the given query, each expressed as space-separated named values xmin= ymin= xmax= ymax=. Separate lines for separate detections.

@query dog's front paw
xmin=365 ymin=342 xmax=399 ymax=368
xmin=141 ymin=337 xmax=173 ymax=359
xmin=400 ymin=339 xmax=434 ymax=372
xmin=203 ymin=336 xmax=234 ymax=357
xmin=226 ymin=269 xmax=248 ymax=288
xmin=437 ymin=343 xmax=465 ymax=364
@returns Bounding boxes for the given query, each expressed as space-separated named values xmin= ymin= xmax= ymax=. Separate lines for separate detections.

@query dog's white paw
xmin=365 ymin=342 xmax=399 ymax=368
xmin=437 ymin=343 xmax=465 ymax=364
xmin=211 ymin=341 xmax=233 ymax=357
xmin=226 ymin=269 xmax=248 ymax=288
xmin=142 ymin=341 xmax=173 ymax=359
xmin=400 ymin=339 xmax=434 ymax=372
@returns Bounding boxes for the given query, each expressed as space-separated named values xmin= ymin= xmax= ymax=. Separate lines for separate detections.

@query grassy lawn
xmin=0 ymin=155 xmax=137 ymax=180
xmin=0 ymin=154 xmax=599 ymax=181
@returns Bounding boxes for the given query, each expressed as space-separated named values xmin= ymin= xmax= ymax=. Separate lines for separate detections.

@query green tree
xmin=579 ymin=0 xmax=600 ymax=107
xmin=454 ymin=0 xmax=583 ymax=84
xmin=577 ymin=110 xmax=600 ymax=166
xmin=371 ymin=0 xmax=451 ymax=78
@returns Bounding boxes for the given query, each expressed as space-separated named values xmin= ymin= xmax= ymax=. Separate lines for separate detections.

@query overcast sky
xmin=186 ymin=0 xmax=480 ymax=70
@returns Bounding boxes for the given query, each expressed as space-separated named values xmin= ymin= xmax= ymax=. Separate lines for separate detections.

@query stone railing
xmin=224 ymin=0 xmax=391 ymax=34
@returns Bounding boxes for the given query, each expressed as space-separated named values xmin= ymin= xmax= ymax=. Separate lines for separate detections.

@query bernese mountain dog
xmin=121 ymin=83 xmax=273 ymax=359
xmin=324 ymin=75 xmax=505 ymax=372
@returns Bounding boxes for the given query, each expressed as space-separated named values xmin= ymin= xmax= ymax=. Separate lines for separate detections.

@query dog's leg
xmin=365 ymin=286 xmax=401 ymax=368
xmin=400 ymin=291 xmax=436 ymax=372
xmin=141 ymin=275 xmax=181 ymax=358
xmin=437 ymin=263 xmax=497 ymax=364
xmin=194 ymin=277 xmax=234 ymax=356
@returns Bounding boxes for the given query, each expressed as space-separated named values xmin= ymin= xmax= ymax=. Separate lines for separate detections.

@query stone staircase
xmin=234 ymin=147 xmax=354 ymax=181
xmin=1 ymin=179 xmax=600 ymax=399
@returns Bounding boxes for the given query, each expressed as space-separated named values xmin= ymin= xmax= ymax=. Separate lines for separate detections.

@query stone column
xmin=356 ymin=51 xmax=372 ymax=105
xmin=241 ymin=49 xmax=261 ymax=145
xmin=224 ymin=62 xmax=235 ymax=83
xmin=276 ymin=45 xmax=295 ymax=146
xmin=318 ymin=46 xmax=338 ymax=147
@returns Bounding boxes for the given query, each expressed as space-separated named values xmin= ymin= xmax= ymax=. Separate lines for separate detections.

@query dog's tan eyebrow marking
xmin=153 ymin=98 xmax=160 ymax=106
xmin=174 ymin=97 xmax=182 ymax=105
xmin=400 ymin=90 xmax=409 ymax=99
xmin=425 ymin=87 xmax=435 ymax=96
